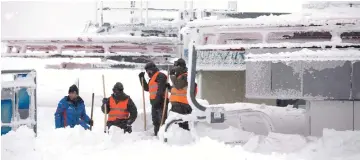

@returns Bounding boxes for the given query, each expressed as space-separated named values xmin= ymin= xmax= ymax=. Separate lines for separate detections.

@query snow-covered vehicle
xmin=159 ymin=1 xmax=360 ymax=144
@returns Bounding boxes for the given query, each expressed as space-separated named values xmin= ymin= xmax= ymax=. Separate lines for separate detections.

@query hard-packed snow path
xmin=2 ymin=57 xmax=360 ymax=160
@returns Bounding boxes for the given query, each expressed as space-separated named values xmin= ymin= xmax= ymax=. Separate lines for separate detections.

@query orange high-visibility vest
xmin=170 ymin=73 xmax=198 ymax=104
xmin=108 ymin=97 xmax=129 ymax=121
xmin=148 ymin=71 xmax=168 ymax=100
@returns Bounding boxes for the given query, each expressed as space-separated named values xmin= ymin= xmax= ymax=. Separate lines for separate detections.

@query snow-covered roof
xmin=186 ymin=3 xmax=360 ymax=28
xmin=1 ymin=72 xmax=36 ymax=88
xmin=245 ymin=49 xmax=360 ymax=62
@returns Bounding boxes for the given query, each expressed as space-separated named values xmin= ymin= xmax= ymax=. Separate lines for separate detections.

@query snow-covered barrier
xmin=1 ymin=70 xmax=37 ymax=136
xmin=1 ymin=35 xmax=182 ymax=57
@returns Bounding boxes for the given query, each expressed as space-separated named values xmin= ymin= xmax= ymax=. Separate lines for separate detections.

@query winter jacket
xmin=139 ymin=71 xmax=168 ymax=108
xmin=170 ymin=66 xmax=188 ymax=90
xmin=168 ymin=66 xmax=197 ymax=114
xmin=54 ymin=96 xmax=91 ymax=130
xmin=101 ymin=92 xmax=138 ymax=126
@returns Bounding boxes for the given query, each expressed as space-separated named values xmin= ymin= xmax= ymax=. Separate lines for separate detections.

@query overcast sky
xmin=1 ymin=0 xmax=303 ymax=38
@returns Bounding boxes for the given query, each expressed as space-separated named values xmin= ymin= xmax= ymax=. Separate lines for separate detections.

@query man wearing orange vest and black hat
xmin=138 ymin=62 xmax=169 ymax=136
xmin=166 ymin=58 xmax=198 ymax=131
xmin=101 ymin=82 xmax=138 ymax=134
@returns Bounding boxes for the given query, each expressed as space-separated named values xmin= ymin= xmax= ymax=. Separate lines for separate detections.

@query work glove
xmin=138 ymin=72 xmax=145 ymax=78
xmin=124 ymin=125 xmax=132 ymax=134
xmin=102 ymin=98 xmax=108 ymax=104
xmin=88 ymin=119 xmax=94 ymax=126
xmin=101 ymin=98 xmax=109 ymax=114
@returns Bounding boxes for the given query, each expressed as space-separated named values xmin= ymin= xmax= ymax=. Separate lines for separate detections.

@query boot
xmin=154 ymin=125 xmax=159 ymax=136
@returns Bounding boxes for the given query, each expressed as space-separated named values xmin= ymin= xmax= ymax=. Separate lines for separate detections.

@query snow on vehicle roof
xmin=196 ymin=42 xmax=359 ymax=50
xmin=245 ymin=48 xmax=360 ymax=62
xmin=186 ymin=5 xmax=360 ymax=28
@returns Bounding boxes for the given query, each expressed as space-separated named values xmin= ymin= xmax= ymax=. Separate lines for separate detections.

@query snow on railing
xmin=2 ymin=51 xmax=175 ymax=57
xmin=197 ymin=42 xmax=360 ymax=50
xmin=246 ymin=48 xmax=360 ymax=62
xmin=2 ymin=35 xmax=180 ymax=44
xmin=195 ymin=50 xmax=246 ymax=71
xmin=1 ymin=35 xmax=182 ymax=55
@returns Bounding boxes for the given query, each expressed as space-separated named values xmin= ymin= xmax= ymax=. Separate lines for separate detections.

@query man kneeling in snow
xmin=101 ymin=82 xmax=138 ymax=133
xmin=54 ymin=85 xmax=93 ymax=130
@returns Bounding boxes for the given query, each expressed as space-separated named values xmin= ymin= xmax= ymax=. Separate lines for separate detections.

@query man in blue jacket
xmin=54 ymin=85 xmax=93 ymax=130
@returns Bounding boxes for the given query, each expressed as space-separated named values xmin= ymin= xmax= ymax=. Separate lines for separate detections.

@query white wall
xmin=355 ymin=101 xmax=360 ymax=130
xmin=307 ymin=101 xmax=355 ymax=137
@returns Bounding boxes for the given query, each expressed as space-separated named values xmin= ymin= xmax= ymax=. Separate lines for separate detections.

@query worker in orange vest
xmin=166 ymin=58 xmax=198 ymax=131
xmin=138 ymin=62 xmax=169 ymax=136
xmin=101 ymin=82 xmax=138 ymax=133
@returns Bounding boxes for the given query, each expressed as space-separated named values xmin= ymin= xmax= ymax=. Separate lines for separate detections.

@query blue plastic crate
xmin=15 ymin=74 xmax=30 ymax=110
xmin=18 ymin=88 xmax=30 ymax=110
xmin=1 ymin=99 xmax=13 ymax=135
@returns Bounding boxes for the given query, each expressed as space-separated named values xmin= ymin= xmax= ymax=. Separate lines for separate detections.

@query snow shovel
xmin=90 ymin=92 xmax=94 ymax=131
xmin=160 ymin=66 xmax=170 ymax=126
xmin=141 ymin=77 xmax=147 ymax=131
xmin=102 ymin=74 xmax=108 ymax=134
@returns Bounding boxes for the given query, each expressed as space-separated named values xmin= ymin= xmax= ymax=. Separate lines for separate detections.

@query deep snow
xmin=1 ymin=57 xmax=360 ymax=160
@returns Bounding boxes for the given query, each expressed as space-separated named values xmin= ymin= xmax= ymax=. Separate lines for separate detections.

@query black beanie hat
xmin=68 ymin=84 xmax=79 ymax=94
xmin=112 ymin=82 xmax=124 ymax=92
xmin=144 ymin=62 xmax=157 ymax=71
xmin=174 ymin=58 xmax=186 ymax=67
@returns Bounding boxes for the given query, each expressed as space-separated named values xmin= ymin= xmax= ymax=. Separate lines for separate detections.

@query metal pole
xmin=140 ymin=0 xmax=143 ymax=24
xmin=95 ymin=1 xmax=98 ymax=26
xmin=100 ymin=1 xmax=104 ymax=26
xmin=145 ymin=1 xmax=149 ymax=26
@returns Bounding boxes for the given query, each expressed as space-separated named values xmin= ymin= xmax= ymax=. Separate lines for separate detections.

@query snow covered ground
xmin=1 ymin=57 xmax=360 ymax=160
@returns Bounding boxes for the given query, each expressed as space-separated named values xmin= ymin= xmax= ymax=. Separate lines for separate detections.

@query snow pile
xmin=243 ymin=132 xmax=309 ymax=154
xmin=246 ymin=49 xmax=360 ymax=62
xmin=243 ymin=128 xmax=360 ymax=160
xmin=2 ymin=126 xmax=294 ymax=160
xmin=1 ymin=126 xmax=41 ymax=160
xmin=296 ymin=129 xmax=360 ymax=160
xmin=3 ymin=125 xmax=360 ymax=160
xmin=210 ymin=102 xmax=306 ymax=135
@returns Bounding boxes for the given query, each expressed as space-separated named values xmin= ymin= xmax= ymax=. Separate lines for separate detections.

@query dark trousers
xmin=151 ymin=101 xmax=169 ymax=136
xmin=170 ymin=102 xmax=192 ymax=131
xmin=106 ymin=119 xmax=132 ymax=133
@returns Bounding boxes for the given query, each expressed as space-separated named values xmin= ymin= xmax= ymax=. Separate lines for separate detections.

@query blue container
xmin=18 ymin=88 xmax=30 ymax=110
xmin=15 ymin=74 xmax=30 ymax=110
xmin=1 ymin=99 xmax=13 ymax=135
xmin=15 ymin=74 xmax=31 ymax=120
